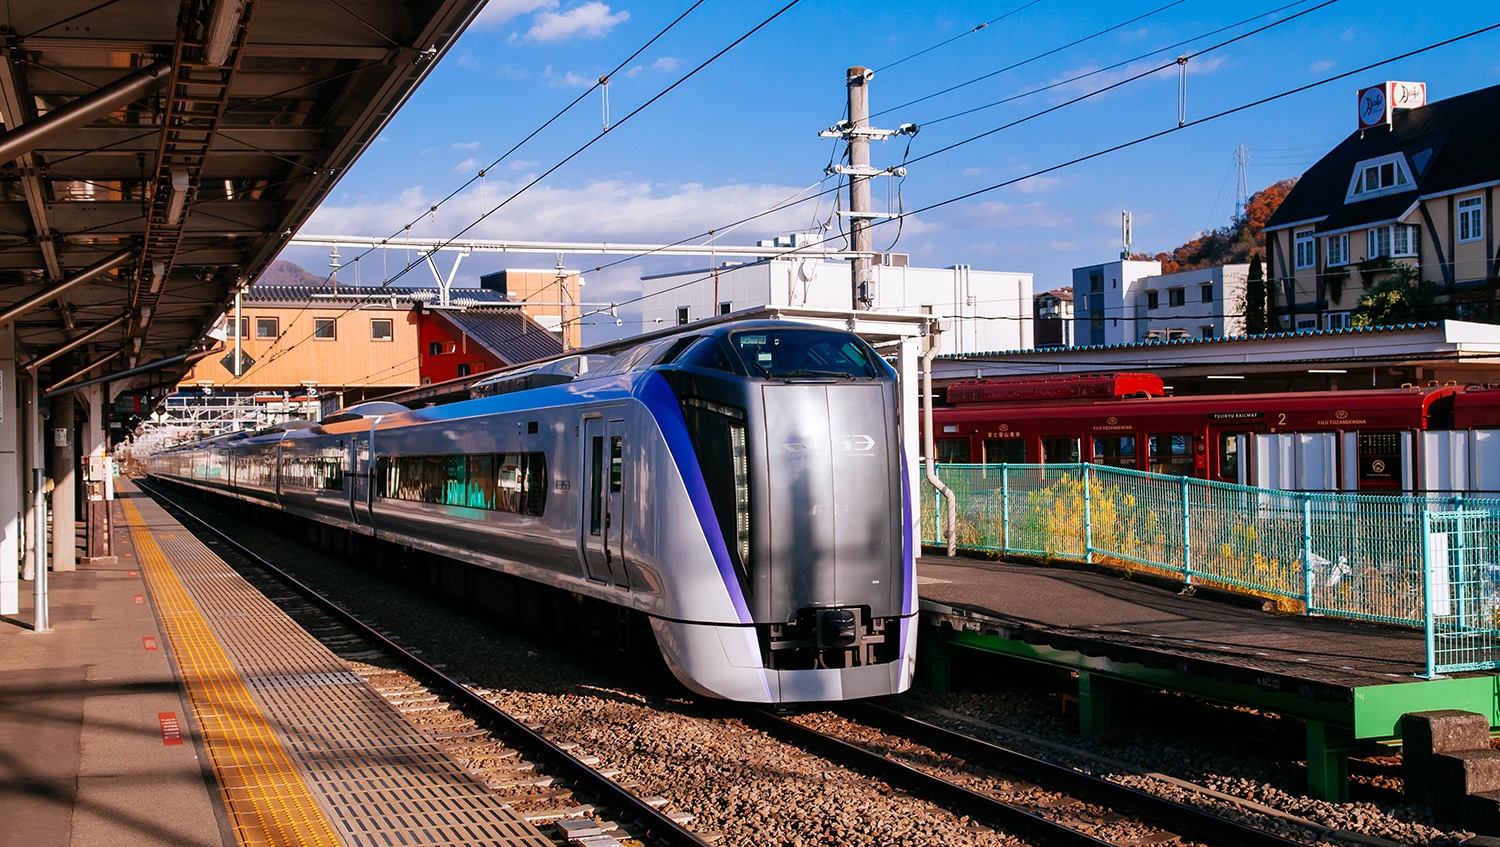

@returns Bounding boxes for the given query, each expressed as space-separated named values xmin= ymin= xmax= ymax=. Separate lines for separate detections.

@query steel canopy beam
xmin=26 ymin=312 xmax=128 ymax=372
xmin=0 ymin=61 xmax=172 ymax=163
xmin=0 ymin=247 xmax=136 ymax=327
xmin=45 ymin=348 xmax=212 ymax=399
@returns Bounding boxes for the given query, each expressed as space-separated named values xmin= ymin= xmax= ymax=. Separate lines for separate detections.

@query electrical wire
xmin=869 ymin=0 xmax=1189 ymax=121
xmin=873 ymin=0 xmax=1048 ymax=74
xmin=237 ymin=0 xmax=803 ymax=381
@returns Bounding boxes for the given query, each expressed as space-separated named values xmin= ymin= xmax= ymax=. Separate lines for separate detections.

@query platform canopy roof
xmin=0 ymin=0 xmax=487 ymax=397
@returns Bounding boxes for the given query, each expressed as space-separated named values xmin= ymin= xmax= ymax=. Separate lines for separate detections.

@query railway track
xmin=143 ymin=481 xmax=1412 ymax=847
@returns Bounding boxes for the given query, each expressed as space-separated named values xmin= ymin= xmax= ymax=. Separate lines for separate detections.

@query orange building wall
xmin=179 ymin=305 xmax=421 ymax=392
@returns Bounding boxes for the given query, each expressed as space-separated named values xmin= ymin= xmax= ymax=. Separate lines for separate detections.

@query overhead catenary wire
xmin=235 ymin=0 xmax=802 ymax=381
xmin=872 ymin=0 xmax=1048 ymax=74
xmin=596 ymin=21 xmax=1500 ymax=317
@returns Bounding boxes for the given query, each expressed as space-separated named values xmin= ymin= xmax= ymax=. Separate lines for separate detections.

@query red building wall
xmin=415 ymin=312 xmax=504 ymax=384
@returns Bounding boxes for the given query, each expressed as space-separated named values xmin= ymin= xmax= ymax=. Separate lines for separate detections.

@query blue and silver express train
xmin=151 ymin=320 xmax=917 ymax=703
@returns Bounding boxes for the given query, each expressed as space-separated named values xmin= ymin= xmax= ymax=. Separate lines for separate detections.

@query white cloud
xmin=301 ymin=179 xmax=815 ymax=249
xmin=961 ymin=167 xmax=988 ymax=177
xmin=453 ymin=158 xmax=480 ymax=173
xmin=527 ymin=2 xmax=629 ymax=42
xmin=1012 ymin=175 xmax=1063 ymax=194
xmin=473 ymin=0 xmax=556 ymax=27
xmin=652 ymin=56 xmax=679 ymax=73
xmin=1310 ymin=59 xmax=1335 ymax=73
xmin=954 ymin=200 xmax=1063 ymax=230
xmin=452 ymin=141 xmax=481 ymax=150
xmin=543 ymin=66 xmax=596 ymax=87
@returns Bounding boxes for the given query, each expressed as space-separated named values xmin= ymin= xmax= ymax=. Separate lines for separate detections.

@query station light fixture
xmin=150 ymin=260 xmax=166 ymax=293
xmin=165 ymin=169 xmax=190 ymax=225
xmin=204 ymin=0 xmax=247 ymax=67
xmin=1307 ymin=368 xmax=1347 ymax=374
xmin=1205 ymin=374 xmax=1245 ymax=379
xmin=139 ymin=306 xmax=152 ymax=327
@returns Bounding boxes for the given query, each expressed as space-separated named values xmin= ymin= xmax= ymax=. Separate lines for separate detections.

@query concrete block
xmin=1431 ymin=751 xmax=1500 ymax=825
xmin=1403 ymin=710 xmax=1493 ymax=805
xmin=1463 ymin=792 xmax=1500 ymax=837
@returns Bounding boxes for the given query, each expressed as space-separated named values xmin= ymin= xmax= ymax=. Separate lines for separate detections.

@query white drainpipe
xmin=922 ymin=334 xmax=957 ymax=556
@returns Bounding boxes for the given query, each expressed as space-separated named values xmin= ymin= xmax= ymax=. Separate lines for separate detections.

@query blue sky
xmin=279 ymin=0 xmax=1500 ymax=343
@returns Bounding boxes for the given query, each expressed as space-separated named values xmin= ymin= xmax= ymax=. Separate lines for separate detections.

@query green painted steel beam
xmin=1353 ymin=676 xmax=1500 ymax=739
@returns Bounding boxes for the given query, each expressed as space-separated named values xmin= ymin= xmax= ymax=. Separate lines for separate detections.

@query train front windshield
xmin=729 ymin=329 xmax=882 ymax=379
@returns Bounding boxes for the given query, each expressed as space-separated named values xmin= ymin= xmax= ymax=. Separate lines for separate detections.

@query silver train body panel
xmin=152 ymin=320 xmax=917 ymax=703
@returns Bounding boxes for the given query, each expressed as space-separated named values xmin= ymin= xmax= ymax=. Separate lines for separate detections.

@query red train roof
xmin=947 ymin=373 xmax=1164 ymax=404
xmin=1453 ymin=385 xmax=1500 ymax=429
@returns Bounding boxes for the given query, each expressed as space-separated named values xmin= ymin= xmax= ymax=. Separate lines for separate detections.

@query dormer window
xmin=1347 ymin=153 xmax=1414 ymax=202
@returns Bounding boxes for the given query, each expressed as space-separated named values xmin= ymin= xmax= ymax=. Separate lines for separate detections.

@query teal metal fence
xmin=923 ymin=463 xmax=1500 ymax=677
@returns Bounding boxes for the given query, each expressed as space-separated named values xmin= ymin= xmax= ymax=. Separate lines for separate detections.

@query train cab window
xmin=983 ymin=439 xmax=1025 ymax=464
xmin=676 ymin=336 xmax=734 ymax=372
xmin=729 ymin=329 xmax=880 ymax=379
xmin=1041 ymin=437 xmax=1080 ymax=464
xmin=1148 ymin=434 xmax=1193 ymax=476
xmin=935 ymin=439 xmax=970 ymax=463
xmin=654 ymin=335 xmax=700 ymax=366
xmin=1091 ymin=435 xmax=1137 ymax=469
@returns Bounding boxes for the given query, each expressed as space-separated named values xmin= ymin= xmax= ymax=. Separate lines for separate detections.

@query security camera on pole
xmin=821 ymin=66 xmax=916 ymax=310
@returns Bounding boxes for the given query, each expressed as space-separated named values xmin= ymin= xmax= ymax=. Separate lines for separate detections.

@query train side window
xmin=1218 ymin=433 xmax=1246 ymax=480
xmin=1148 ymin=434 xmax=1193 ymax=476
xmin=1041 ymin=437 xmax=1080 ymax=464
xmin=589 ymin=437 xmax=604 ymax=536
xmin=935 ymin=439 xmax=970 ymax=463
xmin=1091 ymin=435 xmax=1136 ymax=469
xmin=983 ymin=439 xmax=1025 ymax=463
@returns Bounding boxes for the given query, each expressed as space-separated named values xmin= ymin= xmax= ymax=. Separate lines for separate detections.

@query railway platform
xmin=916 ymin=553 xmax=1500 ymax=803
xmin=0 ymin=479 xmax=553 ymax=847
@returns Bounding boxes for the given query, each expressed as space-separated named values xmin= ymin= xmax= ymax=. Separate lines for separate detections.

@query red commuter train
xmin=930 ymin=374 xmax=1499 ymax=493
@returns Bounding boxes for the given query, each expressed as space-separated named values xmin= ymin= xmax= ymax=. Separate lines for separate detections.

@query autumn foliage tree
xmin=1143 ymin=178 xmax=1298 ymax=273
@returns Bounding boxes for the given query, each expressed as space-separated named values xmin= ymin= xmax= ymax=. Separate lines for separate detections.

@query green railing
xmin=923 ymin=463 xmax=1500 ymax=677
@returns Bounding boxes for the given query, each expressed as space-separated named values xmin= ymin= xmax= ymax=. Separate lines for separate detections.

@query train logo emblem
xmin=1372 ymin=459 xmax=1387 ymax=474
xmin=1107 ymin=416 xmax=1118 ymax=425
xmin=783 ymin=434 xmax=876 ymax=453
xmin=1335 ymin=410 xmax=1348 ymax=420
xmin=998 ymin=424 xmax=1009 ymax=432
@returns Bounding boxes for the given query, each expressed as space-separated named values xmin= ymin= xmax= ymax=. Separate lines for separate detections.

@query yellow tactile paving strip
xmin=123 ymin=494 xmax=342 ymax=847
xmin=121 ymin=486 xmax=555 ymax=847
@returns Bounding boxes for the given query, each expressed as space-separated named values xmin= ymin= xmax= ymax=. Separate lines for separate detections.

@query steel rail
xmin=137 ymin=479 xmax=712 ymax=847
xmin=846 ymin=702 xmax=1310 ymax=847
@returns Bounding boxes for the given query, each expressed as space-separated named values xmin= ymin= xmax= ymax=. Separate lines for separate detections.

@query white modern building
xmin=1135 ymin=264 xmax=1249 ymax=341
xmin=641 ymin=248 xmax=1033 ymax=355
xmin=1071 ymin=259 xmax=1161 ymax=346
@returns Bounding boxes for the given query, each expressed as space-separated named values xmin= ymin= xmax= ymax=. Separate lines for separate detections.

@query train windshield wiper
xmin=774 ymin=369 xmax=857 ymax=381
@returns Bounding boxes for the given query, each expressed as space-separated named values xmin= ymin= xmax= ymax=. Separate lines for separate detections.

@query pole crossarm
xmin=291 ymin=234 xmax=874 ymax=260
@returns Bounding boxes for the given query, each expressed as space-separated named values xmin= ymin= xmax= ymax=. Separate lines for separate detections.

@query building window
xmin=1200 ymin=284 xmax=1213 ymax=303
xmin=1294 ymin=230 xmax=1315 ymax=269
xmin=1200 ymin=325 xmax=1215 ymax=339
xmin=676 ymin=306 xmax=689 ymax=326
xmin=720 ymin=302 xmax=732 ymax=315
xmin=1326 ymin=311 xmax=1351 ymax=330
xmin=255 ymin=317 xmax=278 ymax=338
xmin=1296 ymin=317 xmax=1318 ymax=331
xmin=1146 ymin=291 xmax=1159 ymax=310
xmin=1459 ymin=195 xmax=1484 ymax=243
xmin=1347 ymin=153 xmax=1413 ymax=200
xmin=238 ymin=318 xmax=249 ymax=338
xmin=1168 ymin=288 xmax=1185 ymax=307
xmin=313 ymin=318 xmax=336 ymax=339
xmin=457 ymin=363 xmax=472 ymax=377
xmin=1326 ymin=233 xmax=1349 ymax=266
xmin=370 ymin=318 xmax=393 ymax=341
xmin=1368 ymin=223 xmax=1418 ymax=259
xmin=429 ymin=341 xmax=443 ymax=356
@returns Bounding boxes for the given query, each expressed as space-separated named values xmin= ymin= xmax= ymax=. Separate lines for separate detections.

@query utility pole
xmin=822 ymin=67 xmax=915 ymax=310
xmin=1234 ymin=143 xmax=1249 ymax=220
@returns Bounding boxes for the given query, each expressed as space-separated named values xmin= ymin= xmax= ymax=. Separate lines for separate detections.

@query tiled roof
xmin=244 ymin=283 xmax=511 ymax=307
xmin=429 ymin=307 xmax=563 ymax=366
xmin=1266 ymin=83 xmax=1500 ymax=233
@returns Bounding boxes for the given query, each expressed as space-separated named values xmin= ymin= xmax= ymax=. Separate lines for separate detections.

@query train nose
xmin=817 ymin=608 xmax=859 ymax=647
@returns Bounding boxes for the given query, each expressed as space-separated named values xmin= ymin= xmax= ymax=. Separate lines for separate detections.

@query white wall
xmin=641 ymin=259 xmax=1034 ymax=353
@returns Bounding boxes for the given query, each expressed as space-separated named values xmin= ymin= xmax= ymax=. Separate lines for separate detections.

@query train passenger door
xmin=580 ymin=413 xmax=628 ymax=587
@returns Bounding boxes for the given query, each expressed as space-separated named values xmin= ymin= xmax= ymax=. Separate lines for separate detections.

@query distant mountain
xmin=256 ymin=259 xmax=325 ymax=287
